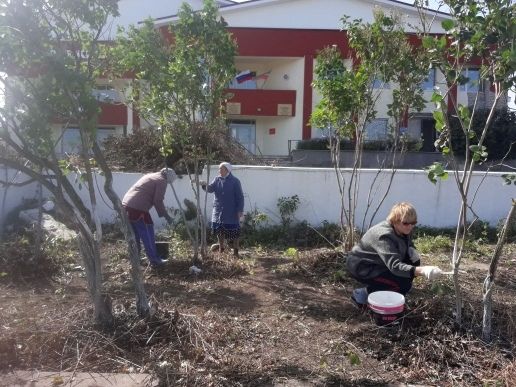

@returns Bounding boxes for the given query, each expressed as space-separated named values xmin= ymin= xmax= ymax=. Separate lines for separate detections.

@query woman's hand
xmin=416 ymin=266 xmax=443 ymax=280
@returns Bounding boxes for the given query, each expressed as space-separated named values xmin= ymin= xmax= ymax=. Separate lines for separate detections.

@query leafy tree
xmin=418 ymin=0 xmax=516 ymax=325
xmin=311 ymin=10 xmax=430 ymax=250
xmin=113 ymin=0 xmax=237 ymax=261
xmin=0 ymin=0 xmax=150 ymax=325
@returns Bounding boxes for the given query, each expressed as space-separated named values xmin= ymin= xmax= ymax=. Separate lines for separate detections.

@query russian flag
xmin=236 ymin=70 xmax=256 ymax=83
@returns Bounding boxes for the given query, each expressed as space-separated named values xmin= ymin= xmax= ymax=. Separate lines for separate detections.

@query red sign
xmin=269 ymin=128 xmax=276 ymax=135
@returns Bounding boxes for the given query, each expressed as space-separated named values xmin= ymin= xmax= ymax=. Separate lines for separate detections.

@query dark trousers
xmin=361 ymin=271 xmax=414 ymax=295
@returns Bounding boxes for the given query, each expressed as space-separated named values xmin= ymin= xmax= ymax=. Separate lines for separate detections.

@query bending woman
xmin=346 ymin=202 xmax=442 ymax=308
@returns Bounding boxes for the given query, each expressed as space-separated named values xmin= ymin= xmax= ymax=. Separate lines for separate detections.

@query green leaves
xmin=347 ymin=351 xmax=361 ymax=366
xmin=433 ymin=110 xmax=446 ymax=132
xmin=114 ymin=0 xmax=236 ymax=157
xmin=469 ymin=144 xmax=488 ymax=163
xmin=425 ymin=162 xmax=449 ymax=184
xmin=312 ymin=11 xmax=431 ymax=144
xmin=441 ymin=19 xmax=455 ymax=31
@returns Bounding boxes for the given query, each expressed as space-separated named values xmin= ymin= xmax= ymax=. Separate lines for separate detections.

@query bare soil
xmin=1 ymin=243 xmax=515 ymax=386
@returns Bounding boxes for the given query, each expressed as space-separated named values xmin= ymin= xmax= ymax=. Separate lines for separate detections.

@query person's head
xmin=387 ymin=202 xmax=417 ymax=236
xmin=218 ymin=162 xmax=232 ymax=177
xmin=160 ymin=167 xmax=177 ymax=184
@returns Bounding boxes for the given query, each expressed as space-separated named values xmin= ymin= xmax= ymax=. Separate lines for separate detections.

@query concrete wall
xmin=0 ymin=169 xmax=40 ymax=230
xmin=230 ymin=166 xmax=514 ymax=229
xmin=1 ymin=166 xmax=514 ymax=231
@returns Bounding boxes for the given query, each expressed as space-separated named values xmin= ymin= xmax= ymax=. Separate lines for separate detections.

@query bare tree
xmin=0 ymin=0 xmax=150 ymax=324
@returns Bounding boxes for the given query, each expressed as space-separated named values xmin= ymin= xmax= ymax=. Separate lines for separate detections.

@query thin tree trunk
xmin=92 ymin=143 xmax=150 ymax=318
xmin=77 ymin=231 xmax=113 ymax=326
xmin=34 ymin=177 xmax=43 ymax=263
xmin=482 ymin=199 xmax=516 ymax=341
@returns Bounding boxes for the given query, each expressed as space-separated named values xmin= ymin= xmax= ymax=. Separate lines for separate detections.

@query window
xmin=459 ymin=68 xmax=482 ymax=93
xmin=372 ymin=76 xmax=390 ymax=89
xmin=229 ymin=120 xmax=256 ymax=154
xmin=364 ymin=119 xmax=388 ymax=141
xmin=421 ymin=68 xmax=436 ymax=91
xmin=61 ymin=128 xmax=115 ymax=154
xmin=92 ymin=85 xmax=121 ymax=103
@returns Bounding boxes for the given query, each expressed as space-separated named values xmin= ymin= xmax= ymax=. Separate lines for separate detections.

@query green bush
xmin=449 ymin=108 xmax=516 ymax=160
xmin=240 ymin=220 xmax=343 ymax=249
xmin=415 ymin=235 xmax=453 ymax=254
xmin=296 ymin=137 xmax=421 ymax=152
xmin=295 ymin=138 xmax=355 ymax=151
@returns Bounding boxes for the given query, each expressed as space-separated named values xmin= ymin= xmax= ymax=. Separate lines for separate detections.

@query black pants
xmin=360 ymin=271 xmax=414 ymax=295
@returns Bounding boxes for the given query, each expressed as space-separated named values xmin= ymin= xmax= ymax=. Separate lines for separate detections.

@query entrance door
xmin=229 ymin=121 xmax=256 ymax=154
xmin=421 ymin=119 xmax=436 ymax=152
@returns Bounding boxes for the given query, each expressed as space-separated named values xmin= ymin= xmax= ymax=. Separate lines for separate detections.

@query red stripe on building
xmin=303 ymin=55 xmax=313 ymax=140
xmin=228 ymin=28 xmax=350 ymax=57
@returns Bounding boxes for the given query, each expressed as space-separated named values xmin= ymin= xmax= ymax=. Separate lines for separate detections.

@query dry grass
xmin=1 ymin=240 xmax=515 ymax=386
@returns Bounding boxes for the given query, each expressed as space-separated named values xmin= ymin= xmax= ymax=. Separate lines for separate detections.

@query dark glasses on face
xmin=402 ymin=221 xmax=417 ymax=226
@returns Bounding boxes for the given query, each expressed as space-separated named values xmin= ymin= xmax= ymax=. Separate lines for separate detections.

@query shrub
xmin=295 ymin=138 xmax=355 ymax=151
xmin=449 ymin=108 xmax=516 ymax=160
xmin=296 ymin=137 xmax=421 ymax=152
xmin=102 ymin=127 xmax=168 ymax=172
xmin=415 ymin=235 xmax=453 ymax=254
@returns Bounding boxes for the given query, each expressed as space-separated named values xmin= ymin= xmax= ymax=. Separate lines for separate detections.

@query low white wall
xmin=0 ymin=169 xmax=40 ymax=229
xmin=227 ymin=166 xmax=514 ymax=229
xmin=1 ymin=166 xmax=514 ymax=230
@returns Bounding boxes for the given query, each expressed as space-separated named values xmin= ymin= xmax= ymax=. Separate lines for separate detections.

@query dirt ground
xmin=1 ymin=243 xmax=515 ymax=386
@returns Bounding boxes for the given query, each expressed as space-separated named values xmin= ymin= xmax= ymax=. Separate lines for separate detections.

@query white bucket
xmin=367 ymin=291 xmax=405 ymax=325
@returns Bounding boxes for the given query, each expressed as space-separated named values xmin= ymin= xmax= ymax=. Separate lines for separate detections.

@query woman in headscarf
xmin=201 ymin=162 xmax=244 ymax=257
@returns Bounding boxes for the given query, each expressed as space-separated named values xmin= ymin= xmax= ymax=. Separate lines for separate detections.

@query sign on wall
xmin=226 ymin=102 xmax=241 ymax=115
xmin=277 ymin=104 xmax=292 ymax=116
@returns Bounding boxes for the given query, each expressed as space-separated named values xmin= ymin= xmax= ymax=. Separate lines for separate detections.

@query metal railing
xmin=287 ymin=139 xmax=303 ymax=155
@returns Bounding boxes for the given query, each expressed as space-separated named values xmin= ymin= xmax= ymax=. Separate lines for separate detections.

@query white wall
xmin=2 ymin=166 xmax=514 ymax=230
xmin=226 ymin=166 xmax=515 ymax=229
xmin=212 ymin=0 xmax=448 ymax=33
xmin=0 ymin=169 xmax=40 ymax=229
xmin=104 ymin=0 xmax=206 ymax=37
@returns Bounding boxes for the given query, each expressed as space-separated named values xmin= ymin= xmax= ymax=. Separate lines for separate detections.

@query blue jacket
xmin=206 ymin=173 xmax=244 ymax=225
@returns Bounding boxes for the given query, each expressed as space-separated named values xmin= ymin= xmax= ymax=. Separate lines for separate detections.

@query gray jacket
xmin=346 ymin=220 xmax=416 ymax=280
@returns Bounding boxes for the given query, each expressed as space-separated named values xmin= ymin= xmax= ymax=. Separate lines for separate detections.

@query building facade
xmin=91 ymin=0 xmax=503 ymax=157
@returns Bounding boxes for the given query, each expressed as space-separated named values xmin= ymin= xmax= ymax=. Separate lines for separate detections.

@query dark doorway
xmin=421 ymin=119 xmax=436 ymax=152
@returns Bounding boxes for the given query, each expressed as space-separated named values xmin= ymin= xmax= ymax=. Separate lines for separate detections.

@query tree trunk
xmin=482 ymin=199 xmax=516 ymax=341
xmin=92 ymin=143 xmax=150 ymax=318
xmin=77 ymin=230 xmax=114 ymax=327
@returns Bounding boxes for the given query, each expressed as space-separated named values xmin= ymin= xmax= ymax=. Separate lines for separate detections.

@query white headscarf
xmin=161 ymin=168 xmax=177 ymax=184
xmin=219 ymin=162 xmax=232 ymax=174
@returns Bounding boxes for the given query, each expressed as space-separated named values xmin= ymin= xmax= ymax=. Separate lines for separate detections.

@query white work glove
xmin=408 ymin=247 xmax=421 ymax=264
xmin=420 ymin=266 xmax=443 ymax=281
